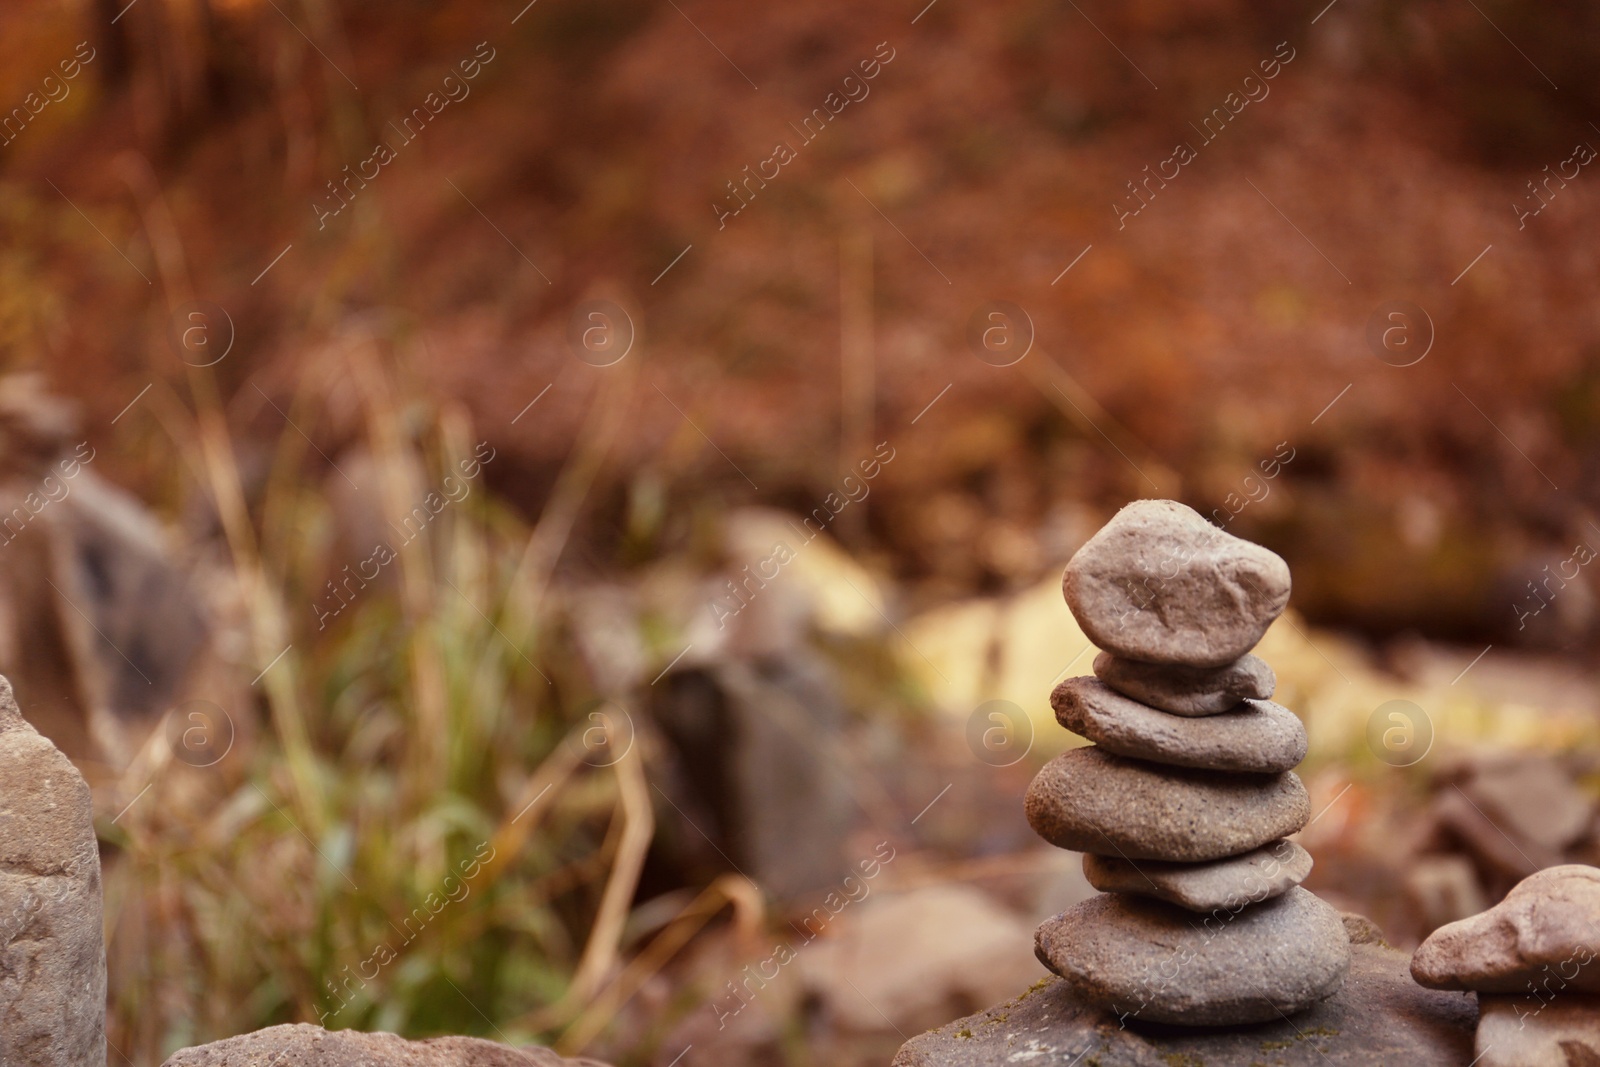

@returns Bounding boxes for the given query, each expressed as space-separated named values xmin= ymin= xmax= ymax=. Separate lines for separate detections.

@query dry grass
xmin=96 ymin=337 xmax=674 ymax=1064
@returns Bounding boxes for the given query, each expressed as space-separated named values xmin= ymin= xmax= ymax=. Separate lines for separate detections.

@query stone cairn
xmin=1026 ymin=499 xmax=1351 ymax=1025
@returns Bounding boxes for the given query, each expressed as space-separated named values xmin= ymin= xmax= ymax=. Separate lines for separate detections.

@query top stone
xmin=1063 ymin=499 xmax=1291 ymax=667
xmin=1410 ymin=864 xmax=1600 ymax=994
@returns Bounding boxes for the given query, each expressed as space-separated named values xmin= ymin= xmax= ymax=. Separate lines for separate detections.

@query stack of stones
xmin=1026 ymin=499 xmax=1351 ymax=1025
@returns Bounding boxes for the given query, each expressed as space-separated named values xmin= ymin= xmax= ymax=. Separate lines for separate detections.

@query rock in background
xmin=0 ymin=674 xmax=107 ymax=1067
xmin=0 ymin=376 xmax=225 ymax=773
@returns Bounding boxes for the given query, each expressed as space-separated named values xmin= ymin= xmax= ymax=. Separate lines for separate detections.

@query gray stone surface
xmin=1062 ymin=499 xmax=1291 ymax=668
xmin=1025 ymin=746 xmax=1310 ymax=861
xmin=1474 ymin=993 xmax=1600 ymax=1067
xmin=160 ymin=1024 xmax=612 ymax=1066
xmin=1412 ymin=864 xmax=1600 ymax=993
xmin=0 ymin=674 xmax=106 ymax=1067
xmin=1083 ymin=839 xmax=1312 ymax=913
xmin=1033 ymin=888 xmax=1350 ymax=1025
xmin=891 ymin=939 xmax=1477 ymax=1066
xmin=1094 ymin=650 xmax=1276 ymax=715
xmin=1053 ymin=677 xmax=1306 ymax=773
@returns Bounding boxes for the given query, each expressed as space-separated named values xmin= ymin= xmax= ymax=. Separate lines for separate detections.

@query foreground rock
xmin=1052 ymin=678 xmax=1306 ymax=773
xmin=0 ymin=675 xmax=106 ymax=1067
xmin=894 ymin=938 xmax=1474 ymax=1066
xmin=1024 ymin=747 xmax=1309 ymax=861
xmin=1061 ymin=499 xmax=1291 ymax=666
xmin=1411 ymin=864 xmax=1600 ymax=993
xmin=1083 ymin=839 xmax=1312 ymax=912
xmin=1034 ymin=888 xmax=1349 ymax=1025
xmin=1093 ymin=650 xmax=1275 ymax=715
xmin=1474 ymin=993 xmax=1600 ymax=1067
xmin=161 ymin=1024 xmax=612 ymax=1066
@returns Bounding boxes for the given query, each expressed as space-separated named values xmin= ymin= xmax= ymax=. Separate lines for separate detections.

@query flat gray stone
xmin=1033 ymin=888 xmax=1350 ymax=1026
xmin=1025 ymin=746 xmax=1309 ymax=862
xmin=1474 ymin=993 xmax=1600 ymax=1067
xmin=1411 ymin=863 xmax=1600 ymax=993
xmin=160 ymin=1024 xmax=613 ymax=1066
xmin=1094 ymin=650 xmax=1276 ymax=715
xmin=892 ymin=939 xmax=1476 ymax=1066
xmin=1063 ymin=499 xmax=1291 ymax=667
xmin=1083 ymin=839 xmax=1312 ymax=913
xmin=1052 ymin=677 xmax=1306 ymax=773
xmin=0 ymin=675 xmax=106 ymax=1067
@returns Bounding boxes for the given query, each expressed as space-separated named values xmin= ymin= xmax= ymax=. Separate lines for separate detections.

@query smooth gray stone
xmin=1025 ymin=747 xmax=1309 ymax=862
xmin=1094 ymin=650 xmax=1275 ymax=715
xmin=1063 ymin=499 xmax=1290 ymax=667
xmin=0 ymin=675 xmax=106 ymax=1067
xmin=1083 ymin=839 xmax=1312 ymax=912
xmin=1033 ymin=888 xmax=1350 ymax=1026
xmin=892 ymin=939 xmax=1476 ymax=1066
xmin=1411 ymin=863 xmax=1600 ymax=993
xmin=1052 ymin=677 xmax=1306 ymax=773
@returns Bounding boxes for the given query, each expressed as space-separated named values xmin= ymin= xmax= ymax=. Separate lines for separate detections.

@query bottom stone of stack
xmin=892 ymin=934 xmax=1473 ymax=1066
xmin=1033 ymin=887 xmax=1350 ymax=1025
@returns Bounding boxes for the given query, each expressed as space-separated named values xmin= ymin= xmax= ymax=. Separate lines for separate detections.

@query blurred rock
xmin=649 ymin=654 xmax=856 ymax=901
xmin=893 ymin=940 xmax=1475 ymax=1066
xmin=1028 ymin=848 xmax=1099 ymax=923
xmin=1430 ymin=752 xmax=1595 ymax=882
xmin=799 ymin=885 xmax=1040 ymax=1034
xmin=720 ymin=507 xmax=887 ymax=651
xmin=159 ymin=1025 xmax=611 ymax=1066
xmin=1404 ymin=854 xmax=1490 ymax=932
xmin=0 ymin=675 xmax=106 ymax=1067
xmin=1460 ymin=754 xmax=1595 ymax=852
xmin=0 ymin=376 xmax=213 ymax=769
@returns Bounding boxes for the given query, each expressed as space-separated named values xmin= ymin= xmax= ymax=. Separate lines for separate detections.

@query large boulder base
xmin=0 ymin=676 xmax=106 ymax=1067
xmin=160 ymin=1024 xmax=613 ymax=1066
xmin=892 ymin=940 xmax=1476 ymax=1066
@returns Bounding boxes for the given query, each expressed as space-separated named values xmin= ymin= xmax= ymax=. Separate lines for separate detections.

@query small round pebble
xmin=1093 ymin=651 xmax=1275 ymax=716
